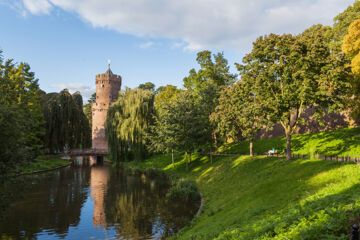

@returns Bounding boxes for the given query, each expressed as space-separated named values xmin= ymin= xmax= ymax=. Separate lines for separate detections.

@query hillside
xmin=126 ymin=128 xmax=360 ymax=239
xmin=219 ymin=127 xmax=360 ymax=157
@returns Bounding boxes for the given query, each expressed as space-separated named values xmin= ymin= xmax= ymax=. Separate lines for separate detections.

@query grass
xmin=125 ymin=149 xmax=360 ymax=239
xmin=12 ymin=155 xmax=70 ymax=175
xmin=219 ymin=127 xmax=360 ymax=157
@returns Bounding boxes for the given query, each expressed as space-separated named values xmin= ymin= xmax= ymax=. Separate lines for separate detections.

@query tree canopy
xmin=41 ymin=89 xmax=91 ymax=153
xmin=0 ymin=52 xmax=44 ymax=173
xmin=237 ymin=26 xmax=351 ymax=160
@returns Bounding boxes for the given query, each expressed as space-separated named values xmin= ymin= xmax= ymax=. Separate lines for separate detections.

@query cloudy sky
xmin=0 ymin=0 xmax=354 ymax=99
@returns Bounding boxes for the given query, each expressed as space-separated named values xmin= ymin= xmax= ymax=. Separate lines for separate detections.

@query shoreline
xmin=7 ymin=156 xmax=71 ymax=178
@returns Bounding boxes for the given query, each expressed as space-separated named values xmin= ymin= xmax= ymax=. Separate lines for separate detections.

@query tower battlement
xmin=92 ymin=64 xmax=122 ymax=150
xmin=95 ymin=74 xmax=122 ymax=80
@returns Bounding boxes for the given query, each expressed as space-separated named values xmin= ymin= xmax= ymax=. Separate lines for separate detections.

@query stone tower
xmin=92 ymin=63 xmax=122 ymax=150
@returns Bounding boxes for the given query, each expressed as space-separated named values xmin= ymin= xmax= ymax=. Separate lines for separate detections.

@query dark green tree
xmin=41 ymin=89 xmax=91 ymax=153
xmin=0 ymin=51 xmax=44 ymax=172
xmin=83 ymin=92 xmax=96 ymax=126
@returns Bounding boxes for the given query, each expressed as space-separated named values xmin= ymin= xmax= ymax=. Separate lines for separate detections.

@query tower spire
xmin=105 ymin=59 xmax=113 ymax=75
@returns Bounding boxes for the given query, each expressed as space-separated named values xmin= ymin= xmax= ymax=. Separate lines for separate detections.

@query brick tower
xmin=92 ymin=63 xmax=122 ymax=150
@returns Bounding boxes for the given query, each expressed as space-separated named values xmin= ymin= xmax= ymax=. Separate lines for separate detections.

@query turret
xmin=92 ymin=63 xmax=122 ymax=150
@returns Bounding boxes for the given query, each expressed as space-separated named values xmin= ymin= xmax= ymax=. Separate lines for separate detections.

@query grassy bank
xmin=9 ymin=156 xmax=70 ymax=176
xmin=126 ymin=151 xmax=360 ymax=239
xmin=219 ymin=127 xmax=360 ymax=157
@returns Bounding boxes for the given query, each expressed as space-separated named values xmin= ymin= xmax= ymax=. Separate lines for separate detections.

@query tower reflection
xmin=90 ymin=156 xmax=109 ymax=229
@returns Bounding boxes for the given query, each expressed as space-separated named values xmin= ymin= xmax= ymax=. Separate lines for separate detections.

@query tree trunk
xmin=210 ymin=152 xmax=213 ymax=164
xmin=249 ymin=141 xmax=253 ymax=157
xmin=189 ymin=152 xmax=192 ymax=164
xmin=286 ymin=131 xmax=291 ymax=161
xmin=185 ymin=152 xmax=189 ymax=171
xmin=213 ymin=133 xmax=218 ymax=148
xmin=171 ymin=149 xmax=174 ymax=168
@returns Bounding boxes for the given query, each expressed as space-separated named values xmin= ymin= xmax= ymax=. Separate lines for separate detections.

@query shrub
xmin=167 ymin=178 xmax=201 ymax=202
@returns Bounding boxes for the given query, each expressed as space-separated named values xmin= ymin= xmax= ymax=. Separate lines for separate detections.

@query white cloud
xmin=50 ymin=83 xmax=95 ymax=100
xmin=139 ymin=41 xmax=154 ymax=49
xmin=19 ymin=0 xmax=354 ymax=51
xmin=23 ymin=0 xmax=52 ymax=14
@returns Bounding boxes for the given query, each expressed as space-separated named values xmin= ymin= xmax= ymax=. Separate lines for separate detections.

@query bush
xmin=167 ymin=178 xmax=201 ymax=202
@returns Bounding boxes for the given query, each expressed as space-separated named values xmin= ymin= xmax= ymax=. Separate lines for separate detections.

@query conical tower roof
xmin=105 ymin=61 xmax=113 ymax=75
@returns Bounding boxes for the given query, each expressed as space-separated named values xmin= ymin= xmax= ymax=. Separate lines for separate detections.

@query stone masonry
xmin=92 ymin=64 xmax=121 ymax=150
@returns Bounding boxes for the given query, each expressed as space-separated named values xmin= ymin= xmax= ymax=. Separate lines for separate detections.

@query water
xmin=0 ymin=157 xmax=198 ymax=239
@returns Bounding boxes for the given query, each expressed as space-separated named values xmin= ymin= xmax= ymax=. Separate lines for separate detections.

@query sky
xmin=0 ymin=0 xmax=355 ymax=100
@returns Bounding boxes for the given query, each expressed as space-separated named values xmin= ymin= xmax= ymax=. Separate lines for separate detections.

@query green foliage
xmin=237 ymin=26 xmax=351 ymax=159
xmin=333 ymin=0 xmax=360 ymax=50
xmin=41 ymin=89 xmax=91 ymax=153
xmin=211 ymin=81 xmax=270 ymax=155
xmin=83 ymin=92 xmax=96 ymax=126
xmin=183 ymin=51 xmax=237 ymax=147
xmin=0 ymin=51 xmax=44 ymax=174
xmin=167 ymin=178 xmax=201 ymax=202
xmin=106 ymin=88 xmax=155 ymax=161
xmin=183 ymin=51 xmax=236 ymax=91
xmin=138 ymin=82 xmax=155 ymax=91
xmin=155 ymin=84 xmax=180 ymax=109
xmin=147 ymin=91 xmax=210 ymax=156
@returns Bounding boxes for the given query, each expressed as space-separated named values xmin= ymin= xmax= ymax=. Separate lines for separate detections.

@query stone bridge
xmin=59 ymin=148 xmax=109 ymax=157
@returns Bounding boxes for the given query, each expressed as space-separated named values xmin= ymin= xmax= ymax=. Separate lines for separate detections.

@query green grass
xmin=13 ymin=156 xmax=69 ymax=175
xmin=125 ymin=150 xmax=360 ymax=239
xmin=219 ymin=127 xmax=360 ymax=157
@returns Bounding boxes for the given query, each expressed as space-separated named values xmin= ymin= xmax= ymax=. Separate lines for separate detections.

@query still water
xmin=0 ymin=157 xmax=198 ymax=239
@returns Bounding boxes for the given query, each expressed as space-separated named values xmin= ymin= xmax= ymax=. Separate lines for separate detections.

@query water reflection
xmin=90 ymin=156 xmax=109 ymax=228
xmin=0 ymin=157 xmax=198 ymax=239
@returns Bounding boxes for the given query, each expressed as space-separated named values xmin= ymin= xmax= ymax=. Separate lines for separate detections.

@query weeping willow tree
xmin=41 ymin=89 xmax=91 ymax=153
xmin=106 ymin=88 xmax=155 ymax=162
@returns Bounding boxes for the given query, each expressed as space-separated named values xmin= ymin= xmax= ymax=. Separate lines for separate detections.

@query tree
xmin=211 ymin=81 xmax=270 ymax=156
xmin=333 ymin=1 xmax=360 ymax=50
xmin=83 ymin=92 xmax=96 ymax=126
xmin=41 ymin=89 xmax=91 ymax=153
xmin=342 ymin=19 xmax=360 ymax=119
xmin=138 ymin=82 xmax=155 ymax=92
xmin=343 ymin=19 xmax=360 ymax=75
xmin=105 ymin=88 xmax=155 ymax=162
xmin=155 ymin=85 xmax=180 ymax=108
xmin=184 ymin=51 xmax=236 ymax=91
xmin=183 ymin=50 xmax=236 ymax=147
xmin=0 ymin=51 xmax=44 ymax=172
xmin=237 ymin=26 xmax=350 ymax=160
xmin=147 ymin=91 xmax=209 ymax=171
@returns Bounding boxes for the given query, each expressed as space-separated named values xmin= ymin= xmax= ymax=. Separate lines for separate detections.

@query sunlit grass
xmin=126 ymin=151 xmax=360 ymax=239
xmin=219 ymin=127 xmax=360 ymax=157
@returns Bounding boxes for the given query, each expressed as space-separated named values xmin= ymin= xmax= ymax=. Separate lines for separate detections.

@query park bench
xmin=267 ymin=149 xmax=278 ymax=156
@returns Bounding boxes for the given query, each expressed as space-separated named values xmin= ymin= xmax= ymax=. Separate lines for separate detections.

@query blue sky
xmin=0 ymin=0 xmax=354 ymax=100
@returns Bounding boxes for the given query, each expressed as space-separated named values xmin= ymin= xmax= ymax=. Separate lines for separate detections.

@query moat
xmin=0 ymin=157 xmax=198 ymax=239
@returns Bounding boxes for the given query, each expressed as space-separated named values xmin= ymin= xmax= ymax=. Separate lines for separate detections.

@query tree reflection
xmin=104 ymin=169 xmax=198 ymax=239
xmin=0 ymin=160 xmax=91 ymax=239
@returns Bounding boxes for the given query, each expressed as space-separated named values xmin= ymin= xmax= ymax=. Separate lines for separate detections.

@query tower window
xmin=101 ymin=84 xmax=104 ymax=88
